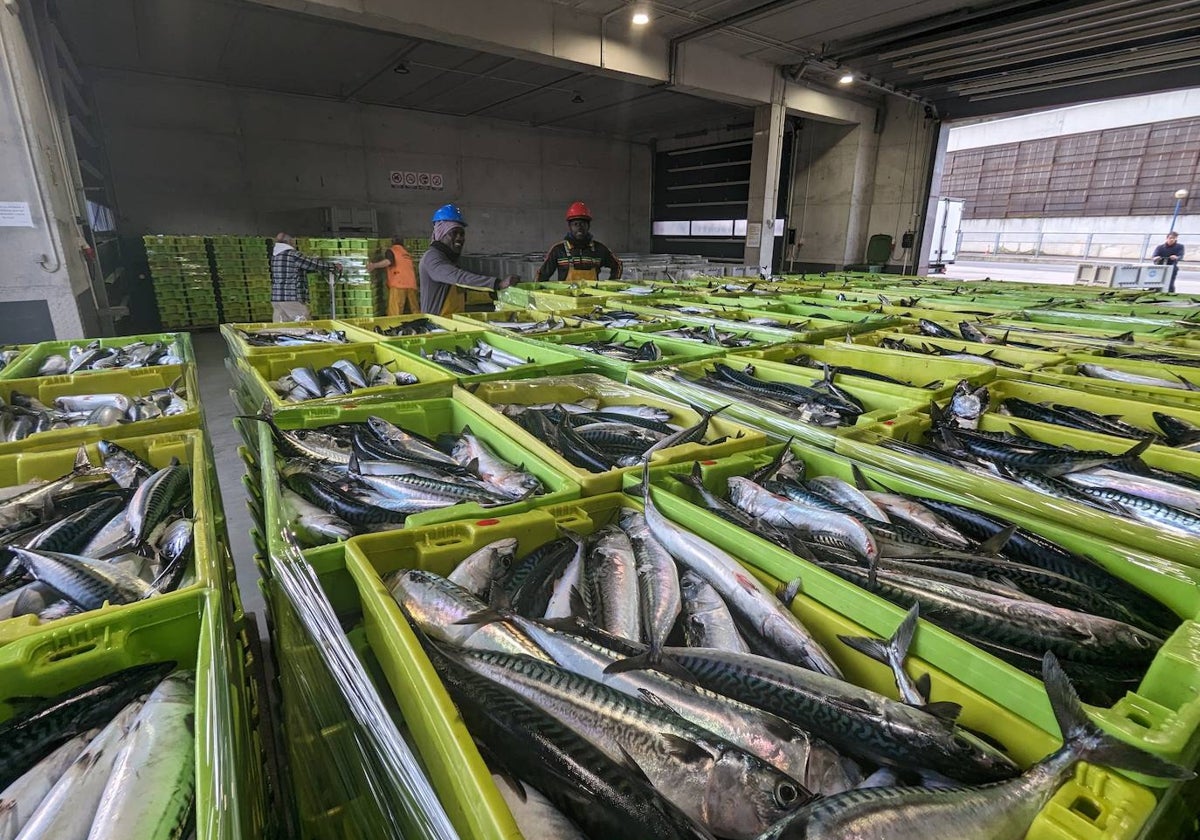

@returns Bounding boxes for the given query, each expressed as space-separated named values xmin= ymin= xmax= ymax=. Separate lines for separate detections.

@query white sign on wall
xmin=389 ymin=171 xmax=444 ymax=191
xmin=0 ymin=202 xmax=34 ymax=227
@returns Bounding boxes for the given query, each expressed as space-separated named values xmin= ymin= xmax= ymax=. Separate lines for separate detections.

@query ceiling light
xmin=572 ymin=93 xmax=585 ymax=103
xmin=838 ymin=72 xmax=853 ymax=84
xmin=393 ymin=62 xmax=410 ymax=74
xmin=632 ymin=9 xmax=650 ymax=25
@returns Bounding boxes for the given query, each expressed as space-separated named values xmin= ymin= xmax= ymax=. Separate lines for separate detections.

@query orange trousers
xmin=387 ymin=286 xmax=419 ymax=316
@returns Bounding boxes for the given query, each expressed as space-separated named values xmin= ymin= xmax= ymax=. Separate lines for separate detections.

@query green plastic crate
xmin=695 ymin=302 xmax=902 ymax=341
xmin=232 ymin=342 xmax=456 ymax=411
xmin=381 ymin=331 xmax=584 ymax=385
xmin=847 ymin=330 xmax=1068 ymax=372
xmin=220 ymin=320 xmax=355 ymax=359
xmin=1028 ymin=356 xmax=1200 ymax=411
xmin=1006 ymin=309 xmax=1190 ymax=336
xmin=342 ymin=492 xmax=1159 ymax=840
xmin=0 ymin=429 xmax=220 ymax=643
xmin=0 ymin=344 xmax=34 ymax=381
xmin=2 ymin=332 xmax=194 ymax=380
xmin=517 ymin=326 xmax=725 ymax=379
xmin=973 ymin=378 xmax=1200 ymax=453
xmin=628 ymin=310 xmax=808 ymax=346
xmin=457 ymin=373 xmax=768 ymax=495
xmin=737 ymin=340 xmax=1000 ymax=397
xmin=835 ymin=414 xmax=1200 ymax=569
xmin=264 ymin=546 xmax=423 ymax=840
xmin=982 ymin=317 xmax=1184 ymax=348
xmin=258 ymin=397 xmax=580 ymax=543
xmin=629 ymin=356 xmax=929 ymax=448
xmin=337 ymin=314 xmax=489 ymax=344
xmin=618 ymin=301 xmax=851 ymax=343
xmin=635 ymin=446 xmax=1200 ymax=772
xmin=0 ymin=591 xmax=265 ymax=840
xmin=0 ymin=364 xmax=200 ymax=455
xmin=451 ymin=309 xmax=633 ymax=333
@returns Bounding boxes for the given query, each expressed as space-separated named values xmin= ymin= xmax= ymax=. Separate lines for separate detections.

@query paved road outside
xmin=940 ymin=260 xmax=1200 ymax=295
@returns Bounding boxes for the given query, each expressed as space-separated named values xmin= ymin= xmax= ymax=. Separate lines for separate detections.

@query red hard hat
xmin=566 ymin=201 xmax=592 ymax=221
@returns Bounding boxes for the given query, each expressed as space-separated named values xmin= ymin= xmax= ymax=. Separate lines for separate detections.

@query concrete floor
xmin=192 ymin=330 xmax=267 ymax=622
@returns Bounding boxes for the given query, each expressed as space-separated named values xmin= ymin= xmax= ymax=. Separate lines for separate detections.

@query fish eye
xmin=774 ymin=780 xmax=802 ymax=808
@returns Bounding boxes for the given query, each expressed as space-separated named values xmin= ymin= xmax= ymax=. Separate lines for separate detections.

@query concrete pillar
xmin=842 ymin=117 xmax=881 ymax=267
xmin=0 ymin=2 xmax=91 ymax=341
xmin=917 ymin=123 xmax=950 ymax=275
xmin=743 ymin=74 xmax=786 ymax=275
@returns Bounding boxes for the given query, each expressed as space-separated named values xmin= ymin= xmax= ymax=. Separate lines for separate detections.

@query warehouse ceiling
xmin=51 ymin=0 xmax=751 ymax=142
xmin=55 ymin=0 xmax=1200 ymax=128
xmin=583 ymin=0 xmax=1200 ymax=118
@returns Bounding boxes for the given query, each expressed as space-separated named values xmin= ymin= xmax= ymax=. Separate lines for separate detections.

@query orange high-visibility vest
xmin=387 ymin=244 xmax=417 ymax=290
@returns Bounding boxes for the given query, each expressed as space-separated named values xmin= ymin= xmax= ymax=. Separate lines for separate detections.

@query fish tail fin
xmin=1043 ymin=653 xmax=1192 ymax=780
xmin=838 ymin=603 xmax=918 ymax=675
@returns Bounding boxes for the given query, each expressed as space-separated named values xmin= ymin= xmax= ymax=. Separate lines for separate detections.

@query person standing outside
xmin=1152 ymin=231 xmax=1185 ymax=293
xmin=367 ymin=237 xmax=418 ymax=315
xmin=537 ymin=201 xmax=623 ymax=283
xmin=270 ymin=233 xmax=342 ymax=321
xmin=419 ymin=204 xmax=517 ymax=316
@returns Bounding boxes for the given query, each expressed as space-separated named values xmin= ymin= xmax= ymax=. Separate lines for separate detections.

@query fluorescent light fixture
xmin=632 ymin=9 xmax=650 ymax=25
xmin=838 ymin=72 xmax=853 ymax=84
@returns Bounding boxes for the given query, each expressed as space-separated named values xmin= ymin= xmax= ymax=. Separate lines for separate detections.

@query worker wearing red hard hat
xmin=537 ymin=201 xmax=623 ymax=283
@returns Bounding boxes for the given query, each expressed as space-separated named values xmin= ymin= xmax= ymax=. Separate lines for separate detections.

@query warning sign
xmin=389 ymin=171 xmax=444 ymax=191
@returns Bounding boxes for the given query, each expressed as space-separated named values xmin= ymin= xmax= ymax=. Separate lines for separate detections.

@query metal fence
xmin=957 ymin=231 xmax=1163 ymax=262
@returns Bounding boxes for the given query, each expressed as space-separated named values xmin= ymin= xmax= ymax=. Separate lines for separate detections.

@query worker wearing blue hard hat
xmin=419 ymin=204 xmax=518 ymax=315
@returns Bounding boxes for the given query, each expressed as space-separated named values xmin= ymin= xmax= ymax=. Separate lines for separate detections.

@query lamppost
xmin=1170 ymin=188 xmax=1189 ymax=232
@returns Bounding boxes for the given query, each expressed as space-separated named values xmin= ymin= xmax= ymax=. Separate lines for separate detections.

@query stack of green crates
xmin=144 ymin=235 xmax=220 ymax=328
xmin=210 ymin=235 xmax=273 ymax=323
xmin=403 ymin=237 xmax=429 ymax=274
xmin=298 ymin=237 xmax=377 ymax=319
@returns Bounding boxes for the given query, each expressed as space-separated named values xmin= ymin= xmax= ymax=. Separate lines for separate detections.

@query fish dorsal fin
xmin=73 ymin=444 xmax=93 ymax=472
xmin=850 ymin=463 xmax=872 ymax=491
xmin=977 ymin=524 xmax=1016 ymax=556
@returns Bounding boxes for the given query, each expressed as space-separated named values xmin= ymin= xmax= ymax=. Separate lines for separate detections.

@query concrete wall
xmin=784 ymin=119 xmax=879 ymax=270
xmin=866 ymin=102 xmax=937 ymax=271
xmin=0 ymin=5 xmax=93 ymax=340
xmin=92 ymin=70 xmax=653 ymax=253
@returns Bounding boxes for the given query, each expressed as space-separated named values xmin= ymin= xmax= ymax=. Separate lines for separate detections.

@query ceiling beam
xmin=896 ymin=14 xmax=1200 ymax=77
xmin=668 ymin=0 xmax=812 ymax=47
xmin=466 ymin=70 xmax=586 ymax=117
xmin=963 ymin=57 xmax=1200 ymax=100
xmin=826 ymin=0 xmax=1105 ymax=60
xmin=891 ymin=0 xmax=1197 ymax=68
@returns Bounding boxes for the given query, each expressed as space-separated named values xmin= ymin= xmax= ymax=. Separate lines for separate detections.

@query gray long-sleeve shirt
xmin=418 ymin=242 xmax=497 ymax=314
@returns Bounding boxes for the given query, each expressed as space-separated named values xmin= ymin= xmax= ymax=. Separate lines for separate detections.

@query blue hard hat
xmin=432 ymin=204 xmax=467 ymax=226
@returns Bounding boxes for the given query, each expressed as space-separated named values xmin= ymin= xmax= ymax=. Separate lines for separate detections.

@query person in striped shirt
xmin=537 ymin=201 xmax=623 ymax=283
